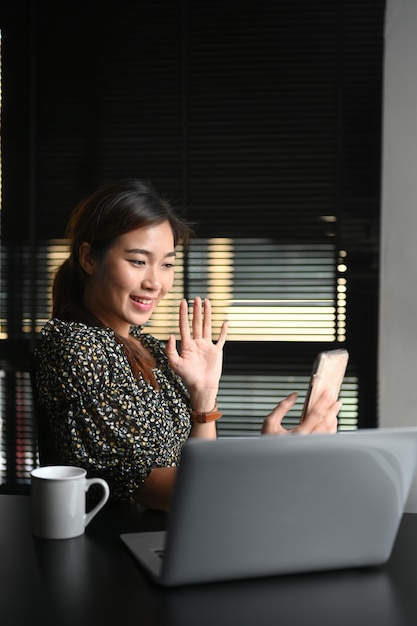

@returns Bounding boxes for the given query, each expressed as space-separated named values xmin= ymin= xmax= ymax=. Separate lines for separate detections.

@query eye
xmin=163 ymin=262 xmax=175 ymax=269
xmin=129 ymin=259 xmax=145 ymax=266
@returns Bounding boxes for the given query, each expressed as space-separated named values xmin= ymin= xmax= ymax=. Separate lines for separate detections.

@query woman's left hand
xmin=165 ymin=297 xmax=228 ymax=407
xmin=261 ymin=389 xmax=341 ymax=435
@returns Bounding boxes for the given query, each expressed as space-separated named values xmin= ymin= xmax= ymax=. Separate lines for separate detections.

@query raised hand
xmin=165 ymin=297 xmax=228 ymax=410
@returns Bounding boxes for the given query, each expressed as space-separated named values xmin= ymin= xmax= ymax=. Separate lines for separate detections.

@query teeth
xmin=131 ymin=296 xmax=151 ymax=304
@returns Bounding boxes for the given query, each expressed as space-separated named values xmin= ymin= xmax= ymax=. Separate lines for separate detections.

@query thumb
xmin=165 ymin=334 xmax=179 ymax=365
xmin=261 ymin=392 xmax=298 ymax=434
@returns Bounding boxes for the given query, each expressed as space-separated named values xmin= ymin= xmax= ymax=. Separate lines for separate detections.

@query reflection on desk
xmin=1 ymin=495 xmax=417 ymax=626
xmin=159 ymin=569 xmax=397 ymax=626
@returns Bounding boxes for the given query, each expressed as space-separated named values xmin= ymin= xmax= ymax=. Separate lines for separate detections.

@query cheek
xmin=162 ymin=273 xmax=175 ymax=295
xmin=97 ymin=264 xmax=131 ymax=293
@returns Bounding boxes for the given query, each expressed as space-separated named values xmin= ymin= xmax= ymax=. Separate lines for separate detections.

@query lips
xmin=130 ymin=295 xmax=152 ymax=305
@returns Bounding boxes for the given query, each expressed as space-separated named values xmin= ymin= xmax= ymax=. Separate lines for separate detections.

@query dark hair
xmin=52 ymin=178 xmax=192 ymax=386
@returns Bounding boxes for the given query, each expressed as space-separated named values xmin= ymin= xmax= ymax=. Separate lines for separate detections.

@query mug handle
xmin=84 ymin=477 xmax=110 ymax=528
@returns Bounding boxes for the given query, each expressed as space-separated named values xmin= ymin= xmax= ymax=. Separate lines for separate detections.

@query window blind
xmin=0 ymin=0 xmax=385 ymax=489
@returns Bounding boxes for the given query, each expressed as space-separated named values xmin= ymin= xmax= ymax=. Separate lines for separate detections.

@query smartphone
xmin=300 ymin=349 xmax=349 ymax=421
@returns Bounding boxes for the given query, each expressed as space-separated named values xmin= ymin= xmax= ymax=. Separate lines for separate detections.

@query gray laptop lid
xmin=121 ymin=426 xmax=417 ymax=586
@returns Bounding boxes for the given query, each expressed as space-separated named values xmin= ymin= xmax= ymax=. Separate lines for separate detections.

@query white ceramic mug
xmin=31 ymin=465 xmax=110 ymax=539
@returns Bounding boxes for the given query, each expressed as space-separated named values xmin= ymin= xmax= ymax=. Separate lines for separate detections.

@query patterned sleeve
xmin=35 ymin=321 xmax=191 ymax=500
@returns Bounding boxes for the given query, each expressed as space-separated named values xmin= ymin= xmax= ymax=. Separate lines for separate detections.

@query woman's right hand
xmin=165 ymin=296 xmax=227 ymax=411
xmin=261 ymin=389 xmax=341 ymax=436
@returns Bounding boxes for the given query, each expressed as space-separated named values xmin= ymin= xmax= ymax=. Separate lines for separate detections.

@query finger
xmin=316 ymin=400 xmax=341 ymax=434
xmin=299 ymin=394 xmax=342 ymax=434
xmin=179 ymin=298 xmax=191 ymax=343
xmin=202 ymin=298 xmax=213 ymax=340
xmin=261 ymin=392 xmax=298 ymax=434
xmin=192 ymin=297 xmax=203 ymax=339
xmin=303 ymin=388 xmax=336 ymax=422
xmin=311 ymin=408 xmax=340 ymax=434
xmin=165 ymin=334 xmax=179 ymax=368
xmin=215 ymin=321 xmax=228 ymax=349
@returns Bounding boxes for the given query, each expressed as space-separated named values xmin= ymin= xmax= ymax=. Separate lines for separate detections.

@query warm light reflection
xmin=212 ymin=305 xmax=336 ymax=341
xmin=9 ymin=237 xmax=348 ymax=343
xmin=185 ymin=239 xmax=347 ymax=342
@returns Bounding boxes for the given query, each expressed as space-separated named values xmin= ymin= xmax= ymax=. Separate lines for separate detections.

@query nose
xmin=142 ymin=266 xmax=161 ymax=291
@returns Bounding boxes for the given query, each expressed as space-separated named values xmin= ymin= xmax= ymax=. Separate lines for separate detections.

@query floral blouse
xmin=34 ymin=319 xmax=192 ymax=501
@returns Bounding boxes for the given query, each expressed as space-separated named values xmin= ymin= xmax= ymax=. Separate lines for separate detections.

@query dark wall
xmin=3 ymin=0 xmax=384 ymax=240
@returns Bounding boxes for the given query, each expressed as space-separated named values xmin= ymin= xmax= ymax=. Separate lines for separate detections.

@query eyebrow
xmin=124 ymin=248 xmax=176 ymax=258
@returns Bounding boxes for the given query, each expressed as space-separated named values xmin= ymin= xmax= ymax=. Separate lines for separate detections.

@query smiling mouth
xmin=130 ymin=296 xmax=152 ymax=305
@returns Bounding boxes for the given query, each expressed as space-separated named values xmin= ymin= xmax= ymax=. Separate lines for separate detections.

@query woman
xmin=34 ymin=179 xmax=341 ymax=510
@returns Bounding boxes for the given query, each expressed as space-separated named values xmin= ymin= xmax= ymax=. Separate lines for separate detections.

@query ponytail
xmin=52 ymin=256 xmax=84 ymax=320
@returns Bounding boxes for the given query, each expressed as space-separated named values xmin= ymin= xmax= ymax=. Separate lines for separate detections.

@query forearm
xmin=189 ymin=421 xmax=217 ymax=439
xmin=135 ymin=466 xmax=177 ymax=511
xmin=188 ymin=388 xmax=218 ymax=413
xmin=134 ymin=415 xmax=217 ymax=510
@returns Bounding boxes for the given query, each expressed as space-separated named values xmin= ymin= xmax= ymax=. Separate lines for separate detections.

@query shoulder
xmin=35 ymin=319 xmax=130 ymax=394
xmin=36 ymin=319 xmax=119 ymax=363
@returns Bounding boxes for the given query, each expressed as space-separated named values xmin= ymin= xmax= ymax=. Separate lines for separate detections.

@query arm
xmin=189 ymin=422 xmax=217 ymax=439
xmin=135 ymin=466 xmax=177 ymax=511
xmin=134 ymin=419 xmax=215 ymax=512
xmin=137 ymin=390 xmax=340 ymax=511
xmin=35 ymin=322 xmax=191 ymax=503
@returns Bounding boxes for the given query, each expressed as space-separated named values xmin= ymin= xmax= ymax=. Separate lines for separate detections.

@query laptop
xmin=121 ymin=426 xmax=417 ymax=587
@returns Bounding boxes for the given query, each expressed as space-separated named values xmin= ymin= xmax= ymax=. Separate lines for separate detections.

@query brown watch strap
xmin=190 ymin=399 xmax=223 ymax=424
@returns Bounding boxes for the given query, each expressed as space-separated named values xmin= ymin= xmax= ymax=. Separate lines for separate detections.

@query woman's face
xmin=81 ymin=220 xmax=176 ymax=337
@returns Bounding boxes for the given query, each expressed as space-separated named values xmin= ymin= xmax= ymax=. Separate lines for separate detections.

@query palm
xmin=165 ymin=297 xmax=227 ymax=390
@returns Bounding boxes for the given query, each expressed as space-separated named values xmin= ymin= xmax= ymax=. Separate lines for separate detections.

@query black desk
xmin=1 ymin=494 xmax=417 ymax=626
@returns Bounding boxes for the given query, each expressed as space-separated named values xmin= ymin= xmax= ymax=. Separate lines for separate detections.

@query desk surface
xmin=1 ymin=493 xmax=417 ymax=626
